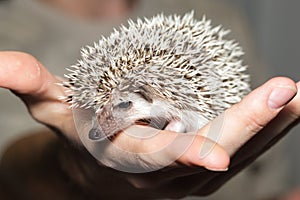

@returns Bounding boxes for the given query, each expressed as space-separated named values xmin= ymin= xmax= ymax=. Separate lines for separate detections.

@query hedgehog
xmin=64 ymin=11 xmax=250 ymax=141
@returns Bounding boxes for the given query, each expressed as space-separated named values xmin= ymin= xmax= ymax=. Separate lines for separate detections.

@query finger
xmin=97 ymin=125 xmax=229 ymax=188
xmin=191 ymin=80 xmax=300 ymax=196
xmin=0 ymin=51 xmax=78 ymax=141
xmin=246 ymin=80 xmax=300 ymax=153
xmin=0 ymin=51 xmax=63 ymax=98
xmin=124 ymin=125 xmax=229 ymax=171
xmin=199 ymin=77 xmax=297 ymax=155
xmin=89 ymin=125 xmax=229 ymax=173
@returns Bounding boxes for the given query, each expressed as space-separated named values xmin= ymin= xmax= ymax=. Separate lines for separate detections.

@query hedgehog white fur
xmin=64 ymin=11 xmax=250 ymax=141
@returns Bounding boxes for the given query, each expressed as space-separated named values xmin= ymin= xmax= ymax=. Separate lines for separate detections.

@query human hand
xmin=0 ymin=51 xmax=299 ymax=199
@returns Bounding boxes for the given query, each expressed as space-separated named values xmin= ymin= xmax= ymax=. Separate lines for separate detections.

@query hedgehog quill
xmin=64 ymin=12 xmax=250 ymax=141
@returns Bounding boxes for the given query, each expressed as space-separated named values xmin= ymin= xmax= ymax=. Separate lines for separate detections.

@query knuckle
xmin=244 ymin=111 xmax=265 ymax=136
xmin=234 ymin=103 xmax=265 ymax=136
xmin=286 ymin=108 xmax=300 ymax=123
xmin=288 ymin=97 xmax=300 ymax=120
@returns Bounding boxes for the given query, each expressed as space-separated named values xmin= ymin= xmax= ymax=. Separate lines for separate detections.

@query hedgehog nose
xmin=89 ymin=128 xmax=105 ymax=141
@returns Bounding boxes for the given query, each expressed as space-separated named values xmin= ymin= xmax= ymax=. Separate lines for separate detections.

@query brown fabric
xmin=0 ymin=130 xmax=88 ymax=200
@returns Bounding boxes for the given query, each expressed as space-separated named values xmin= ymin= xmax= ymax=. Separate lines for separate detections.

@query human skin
xmin=0 ymin=51 xmax=299 ymax=198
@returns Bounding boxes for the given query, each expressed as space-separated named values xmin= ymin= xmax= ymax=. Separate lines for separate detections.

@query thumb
xmin=199 ymin=77 xmax=297 ymax=155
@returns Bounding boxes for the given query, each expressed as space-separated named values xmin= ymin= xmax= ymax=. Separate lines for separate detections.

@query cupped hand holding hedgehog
xmin=0 ymin=13 xmax=300 ymax=198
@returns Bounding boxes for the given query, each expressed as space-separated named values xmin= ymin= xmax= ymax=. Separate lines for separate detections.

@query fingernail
xmin=205 ymin=166 xmax=229 ymax=172
xmin=268 ymin=86 xmax=296 ymax=109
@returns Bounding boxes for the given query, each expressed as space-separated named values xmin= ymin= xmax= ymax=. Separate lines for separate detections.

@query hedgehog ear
xmin=137 ymin=86 xmax=153 ymax=103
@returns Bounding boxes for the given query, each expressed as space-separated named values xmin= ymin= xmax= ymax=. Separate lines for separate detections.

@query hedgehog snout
xmin=88 ymin=103 xmax=133 ymax=141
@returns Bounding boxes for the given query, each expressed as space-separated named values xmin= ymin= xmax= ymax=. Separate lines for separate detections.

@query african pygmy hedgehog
xmin=64 ymin=11 xmax=250 ymax=141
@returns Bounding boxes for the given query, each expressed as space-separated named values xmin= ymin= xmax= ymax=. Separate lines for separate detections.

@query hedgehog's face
xmin=88 ymin=88 xmax=177 ymax=141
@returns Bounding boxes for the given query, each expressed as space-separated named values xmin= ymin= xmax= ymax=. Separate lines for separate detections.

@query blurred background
xmin=0 ymin=0 xmax=299 ymax=199
xmin=238 ymin=0 xmax=300 ymax=191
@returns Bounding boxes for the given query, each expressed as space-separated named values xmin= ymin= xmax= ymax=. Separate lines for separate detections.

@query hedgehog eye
xmin=117 ymin=101 xmax=132 ymax=109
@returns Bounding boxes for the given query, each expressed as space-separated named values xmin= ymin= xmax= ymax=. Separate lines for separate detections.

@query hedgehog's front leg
xmin=164 ymin=120 xmax=186 ymax=133
xmin=164 ymin=111 xmax=209 ymax=133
